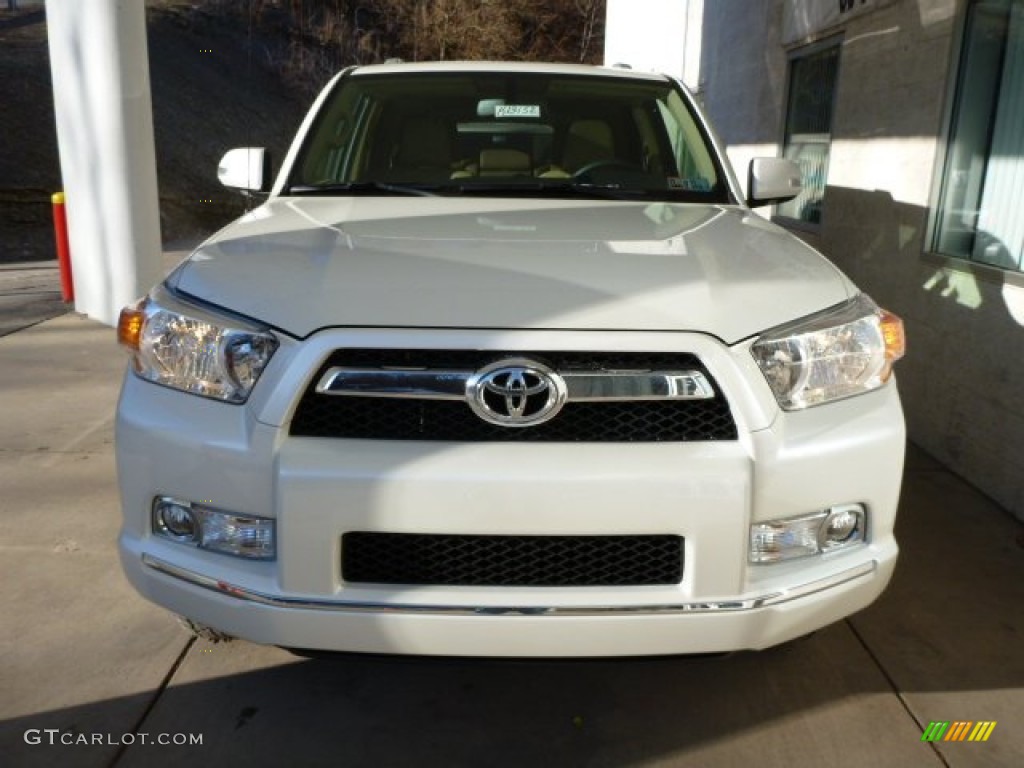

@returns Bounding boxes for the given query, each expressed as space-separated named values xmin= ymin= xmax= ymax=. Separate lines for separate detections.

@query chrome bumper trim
xmin=141 ymin=555 xmax=876 ymax=616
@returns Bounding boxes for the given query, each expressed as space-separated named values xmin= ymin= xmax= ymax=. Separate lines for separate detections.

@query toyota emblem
xmin=466 ymin=359 xmax=567 ymax=427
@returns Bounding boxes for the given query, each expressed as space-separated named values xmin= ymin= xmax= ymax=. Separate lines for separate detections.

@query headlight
xmin=117 ymin=285 xmax=277 ymax=403
xmin=751 ymin=294 xmax=905 ymax=410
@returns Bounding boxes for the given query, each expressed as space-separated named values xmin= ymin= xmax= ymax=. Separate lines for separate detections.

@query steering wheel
xmin=572 ymin=159 xmax=644 ymax=179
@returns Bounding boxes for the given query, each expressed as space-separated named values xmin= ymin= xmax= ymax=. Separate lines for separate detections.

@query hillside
xmin=0 ymin=8 xmax=60 ymax=262
xmin=0 ymin=2 xmax=306 ymax=263
xmin=0 ymin=0 xmax=605 ymax=264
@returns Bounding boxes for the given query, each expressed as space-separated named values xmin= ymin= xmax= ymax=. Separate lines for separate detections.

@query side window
xmin=346 ymin=97 xmax=381 ymax=182
xmin=300 ymin=87 xmax=363 ymax=183
xmin=298 ymin=86 xmax=390 ymax=184
xmin=932 ymin=0 xmax=1024 ymax=272
xmin=651 ymin=90 xmax=718 ymax=191
xmin=301 ymin=113 xmax=348 ymax=183
xmin=778 ymin=41 xmax=841 ymax=226
xmin=656 ymin=101 xmax=696 ymax=177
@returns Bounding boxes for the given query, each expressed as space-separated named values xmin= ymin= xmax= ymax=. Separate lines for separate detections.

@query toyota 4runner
xmin=116 ymin=61 xmax=906 ymax=656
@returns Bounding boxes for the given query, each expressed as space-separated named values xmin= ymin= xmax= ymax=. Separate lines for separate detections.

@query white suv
xmin=116 ymin=61 xmax=906 ymax=656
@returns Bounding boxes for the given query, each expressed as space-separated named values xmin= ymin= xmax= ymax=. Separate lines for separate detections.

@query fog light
xmin=750 ymin=513 xmax=823 ymax=563
xmin=153 ymin=498 xmax=199 ymax=543
xmin=151 ymin=496 xmax=275 ymax=560
xmin=750 ymin=504 xmax=866 ymax=564
xmin=197 ymin=505 xmax=276 ymax=560
xmin=821 ymin=504 xmax=865 ymax=552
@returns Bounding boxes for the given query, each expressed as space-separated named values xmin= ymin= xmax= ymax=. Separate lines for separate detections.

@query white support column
xmin=46 ymin=0 xmax=163 ymax=326
xmin=604 ymin=0 xmax=703 ymax=91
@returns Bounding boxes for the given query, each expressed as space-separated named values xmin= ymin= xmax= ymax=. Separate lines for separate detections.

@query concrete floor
xmin=0 ymin=261 xmax=65 ymax=338
xmin=1 ymin=300 xmax=1022 ymax=767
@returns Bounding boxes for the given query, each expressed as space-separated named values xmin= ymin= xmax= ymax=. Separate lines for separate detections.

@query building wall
xmin=700 ymin=1 xmax=789 ymax=192
xmin=604 ymin=0 xmax=703 ymax=90
xmin=701 ymin=0 xmax=1024 ymax=520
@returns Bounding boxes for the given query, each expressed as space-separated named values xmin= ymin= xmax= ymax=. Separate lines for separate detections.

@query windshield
xmin=288 ymin=70 xmax=732 ymax=203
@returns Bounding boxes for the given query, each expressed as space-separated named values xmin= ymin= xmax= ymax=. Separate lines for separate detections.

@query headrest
xmin=478 ymin=149 xmax=531 ymax=175
xmin=564 ymin=120 xmax=614 ymax=170
xmin=396 ymin=117 xmax=451 ymax=168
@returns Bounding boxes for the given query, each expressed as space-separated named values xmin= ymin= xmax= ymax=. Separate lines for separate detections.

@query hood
xmin=171 ymin=197 xmax=854 ymax=343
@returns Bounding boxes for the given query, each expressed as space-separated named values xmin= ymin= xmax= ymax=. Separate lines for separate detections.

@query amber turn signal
xmin=880 ymin=310 xmax=906 ymax=362
xmin=117 ymin=302 xmax=146 ymax=350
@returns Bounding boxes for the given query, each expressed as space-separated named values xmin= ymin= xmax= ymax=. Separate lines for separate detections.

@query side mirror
xmin=747 ymin=157 xmax=802 ymax=207
xmin=217 ymin=147 xmax=271 ymax=194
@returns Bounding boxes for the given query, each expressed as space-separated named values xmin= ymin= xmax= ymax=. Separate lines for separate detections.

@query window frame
xmin=774 ymin=35 xmax=843 ymax=233
xmin=925 ymin=0 xmax=1024 ymax=286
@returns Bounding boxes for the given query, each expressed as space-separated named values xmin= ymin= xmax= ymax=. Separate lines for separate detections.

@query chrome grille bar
xmin=316 ymin=369 xmax=467 ymax=399
xmin=316 ymin=367 xmax=716 ymax=401
xmin=564 ymin=371 xmax=714 ymax=400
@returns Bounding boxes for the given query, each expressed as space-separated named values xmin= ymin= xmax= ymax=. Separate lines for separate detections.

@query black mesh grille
xmin=342 ymin=533 xmax=684 ymax=586
xmin=289 ymin=350 xmax=738 ymax=442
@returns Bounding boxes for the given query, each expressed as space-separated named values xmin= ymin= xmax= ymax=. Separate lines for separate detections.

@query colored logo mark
xmin=921 ymin=721 xmax=996 ymax=742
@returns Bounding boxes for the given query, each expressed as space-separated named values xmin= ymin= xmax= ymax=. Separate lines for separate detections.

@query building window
xmin=778 ymin=42 xmax=841 ymax=225
xmin=934 ymin=0 xmax=1024 ymax=272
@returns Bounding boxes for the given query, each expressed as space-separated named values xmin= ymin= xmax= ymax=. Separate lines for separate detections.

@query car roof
xmin=348 ymin=60 xmax=671 ymax=82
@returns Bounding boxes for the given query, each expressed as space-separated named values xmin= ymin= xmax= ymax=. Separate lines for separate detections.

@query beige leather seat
xmin=563 ymin=119 xmax=615 ymax=171
xmin=390 ymin=116 xmax=453 ymax=181
xmin=477 ymin=148 xmax=532 ymax=177
xmin=538 ymin=119 xmax=616 ymax=178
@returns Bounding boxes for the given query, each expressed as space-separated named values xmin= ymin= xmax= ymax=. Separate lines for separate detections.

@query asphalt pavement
xmin=0 ymin=247 xmax=1022 ymax=767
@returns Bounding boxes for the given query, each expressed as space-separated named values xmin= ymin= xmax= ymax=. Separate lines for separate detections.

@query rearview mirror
xmin=747 ymin=158 xmax=802 ymax=207
xmin=217 ymin=147 xmax=271 ymax=194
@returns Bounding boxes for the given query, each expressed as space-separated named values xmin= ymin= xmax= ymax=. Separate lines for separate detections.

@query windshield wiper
xmin=288 ymin=182 xmax=439 ymax=197
xmin=453 ymin=181 xmax=647 ymax=200
xmin=290 ymin=180 xmax=708 ymax=202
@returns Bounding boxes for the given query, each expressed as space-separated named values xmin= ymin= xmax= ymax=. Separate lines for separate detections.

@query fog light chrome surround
xmin=152 ymin=498 xmax=199 ymax=543
xmin=151 ymin=496 xmax=276 ymax=560
xmin=750 ymin=504 xmax=866 ymax=564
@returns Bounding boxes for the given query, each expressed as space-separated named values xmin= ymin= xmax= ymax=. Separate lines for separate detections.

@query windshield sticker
xmin=668 ymin=177 xmax=712 ymax=192
xmin=494 ymin=104 xmax=541 ymax=119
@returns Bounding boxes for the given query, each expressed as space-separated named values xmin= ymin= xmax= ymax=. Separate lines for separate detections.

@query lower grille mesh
xmin=295 ymin=398 xmax=735 ymax=441
xmin=342 ymin=532 xmax=684 ymax=586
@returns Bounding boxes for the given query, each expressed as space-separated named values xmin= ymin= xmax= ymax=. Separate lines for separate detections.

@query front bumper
xmin=116 ymin=328 xmax=905 ymax=657
xmin=124 ymin=550 xmax=894 ymax=656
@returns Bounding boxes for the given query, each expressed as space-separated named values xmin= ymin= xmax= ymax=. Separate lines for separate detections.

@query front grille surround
xmin=289 ymin=349 xmax=738 ymax=442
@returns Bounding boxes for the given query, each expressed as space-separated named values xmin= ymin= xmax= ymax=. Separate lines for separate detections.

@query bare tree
xmin=194 ymin=0 xmax=606 ymax=91
xmin=575 ymin=0 xmax=602 ymax=62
